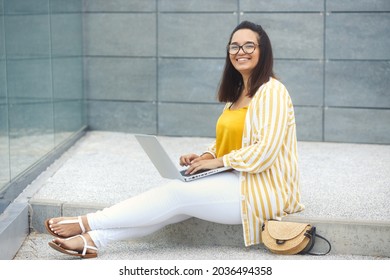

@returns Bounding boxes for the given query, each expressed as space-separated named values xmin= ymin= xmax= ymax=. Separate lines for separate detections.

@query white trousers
xmin=87 ymin=171 xmax=242 ymax=248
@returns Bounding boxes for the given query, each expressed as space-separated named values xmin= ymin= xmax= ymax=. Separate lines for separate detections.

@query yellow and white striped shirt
xmin=208 ymin=77 xmax=305 ymax=246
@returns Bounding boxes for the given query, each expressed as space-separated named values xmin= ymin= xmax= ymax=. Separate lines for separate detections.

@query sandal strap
xmin=57 ymin=216 xmax=86 ymax=234
xmin=78 ymin=216 xmax=86 ymax=234
xmin=66 ymin=235 xmax=98 ymax=256
xmin=78 ymin=235 xmax=98 ymax=256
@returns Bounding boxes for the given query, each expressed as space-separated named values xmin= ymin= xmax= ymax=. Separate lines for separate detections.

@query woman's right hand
xmin=179 ymin=154 xmax=200 ymax=167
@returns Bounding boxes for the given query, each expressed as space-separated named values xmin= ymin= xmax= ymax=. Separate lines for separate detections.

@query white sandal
xmin=44 ymin=216 xmax=86 ymax=238
xmin=48 ymin=234 xmax=98 ymax=259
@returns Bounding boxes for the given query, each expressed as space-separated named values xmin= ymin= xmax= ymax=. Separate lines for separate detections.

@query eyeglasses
xmin=227 ymin=42 xmax=259 ymax=55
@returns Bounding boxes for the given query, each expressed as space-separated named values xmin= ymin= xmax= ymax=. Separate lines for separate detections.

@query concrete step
xmin=29 ymin=199 xmax=390 ymax=258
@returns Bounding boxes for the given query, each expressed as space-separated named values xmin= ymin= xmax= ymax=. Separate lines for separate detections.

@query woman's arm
xmin=223 ymin=84 xmax=290 ymax=173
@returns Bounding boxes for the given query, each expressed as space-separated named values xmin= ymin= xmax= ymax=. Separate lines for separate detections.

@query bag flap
xmin=265 ymin=220 xmax=310 ymax=240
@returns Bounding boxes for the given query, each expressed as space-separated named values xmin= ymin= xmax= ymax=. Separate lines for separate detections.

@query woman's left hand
xmin=185 ymin=158 xmax=224 ymax=175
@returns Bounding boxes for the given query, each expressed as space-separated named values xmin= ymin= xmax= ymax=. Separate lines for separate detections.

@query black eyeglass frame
xmin=226 ymin=42 xmax=260 ymax=55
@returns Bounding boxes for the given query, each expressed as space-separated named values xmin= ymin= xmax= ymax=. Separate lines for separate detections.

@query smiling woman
xmin=45 ymin=20 xmax=304 ymax=258
xmin=218 ymin=21 xmax=275 ymax=108
xmin=229 ymin=30 xmax=261 ymax=81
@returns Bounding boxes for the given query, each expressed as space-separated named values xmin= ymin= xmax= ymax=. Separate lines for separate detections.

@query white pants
xmin=87 ymin=171 xmax=242 ymax=248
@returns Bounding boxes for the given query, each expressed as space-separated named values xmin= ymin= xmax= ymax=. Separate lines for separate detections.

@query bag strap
xmin=300 ymin=227 xmax=332 ymax=256
xmin=308 ymin=233 xmax=332 ymax=256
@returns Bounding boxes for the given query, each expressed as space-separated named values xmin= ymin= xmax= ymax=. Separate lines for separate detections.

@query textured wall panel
xmin=51 ymin=14 xmax=83 ymax=57
xmin=52 ymin=58 xmax=83 ymax=100
xmin=159 ymin=58 xmax=224 ymax=103
xmin=85 ymin=13 xmax=156 ymax=56
xmin=7 ymin=59 xmax=52 ymax=102
xmin=54 ymin=100 xmax=84 ymax=145
xmin=274 ymin=60 xmax=324 ymax=106
xmin=0 ymin=60 xmax=5 ymax=98
xmin=325 ymin=61 xmax=390 ymax=108
xmin=294 ymin=106 xmax=323 ymax=141
xmin=327 ymin=0 xmax=390 ymax=12
xmin=241 ymin=0 xmax=324 ymax=12
xmin=4 ymin=0 xmax=48 ymax=14
xmin=159 ymin=0 xmax=237 ymax=12
xmin=5 ymin=15 xmax=50 ymax=59
xmin=50 ymin=0 xmax=83 ymax=13
xmin=88 ymin=101 xmax=157 ymax=134
xmin=158 ymin=13 xmax=237 ymax=58
xmin=0 ymin=103 xmax=10 ymax=187
xmin=326 ymin=13 xmax=390 ymax=60
xmin=9 ymin=102 xmax=54 ymax=177
xmin=84 ymin=0 xmax=156 ymax=12
xmin=158 ymin=103 xmax=224 ymax=137
xmin=325 ymin=108 xmax=390 ymax=144
xmin=0 ymin=16 xmax=4 ymax=60
xmin=86 ymin=57 xmax=157 ymax=101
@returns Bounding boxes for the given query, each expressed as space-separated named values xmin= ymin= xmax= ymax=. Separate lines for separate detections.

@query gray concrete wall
xmin=84 ymin=0 xmax=390 ymax=144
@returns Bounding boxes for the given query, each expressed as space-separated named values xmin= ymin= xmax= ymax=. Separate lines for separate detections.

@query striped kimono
xmin=208 ymin=77 xmax=305 ymax=246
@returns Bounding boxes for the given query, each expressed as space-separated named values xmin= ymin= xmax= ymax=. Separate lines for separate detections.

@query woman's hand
xmin=179 ymin=153 xmax=200 ymax=167
xmin=179 ymin=153 xmax=223 ymax=174
xmin=179 ymin=152 xmax=214 ymax=166
xmin=185 ymin=157 xmax=224 ymax=175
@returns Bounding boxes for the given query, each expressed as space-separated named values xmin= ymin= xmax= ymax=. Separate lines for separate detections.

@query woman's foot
xmin=49 ymin=233 xmax=98 ymax=259
xmin=46 ymin=216 xmax=91 ymax=238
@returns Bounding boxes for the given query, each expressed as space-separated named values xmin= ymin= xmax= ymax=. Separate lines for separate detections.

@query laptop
xmin=135 ymin=134 xmax=232 ymax=182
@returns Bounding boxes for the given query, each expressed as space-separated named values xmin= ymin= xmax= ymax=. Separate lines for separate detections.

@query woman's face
xmin=229 ymin=29 xmax=260 ymax=77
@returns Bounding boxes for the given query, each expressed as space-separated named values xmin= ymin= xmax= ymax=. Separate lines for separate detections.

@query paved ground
xmin=14 ymin=231 xmax=385 ymax=260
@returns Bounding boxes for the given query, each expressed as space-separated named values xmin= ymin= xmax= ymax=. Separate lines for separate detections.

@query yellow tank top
xmin=215 ymin=106 xmax=248 ymax=158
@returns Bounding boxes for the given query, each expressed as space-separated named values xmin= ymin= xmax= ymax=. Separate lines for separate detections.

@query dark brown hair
xmin=217 ymin=21 xmax=275 ymax=103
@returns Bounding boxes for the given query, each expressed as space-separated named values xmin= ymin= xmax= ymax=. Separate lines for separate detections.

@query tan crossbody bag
xmin=261 ymin=220 xmax=331 ymax=255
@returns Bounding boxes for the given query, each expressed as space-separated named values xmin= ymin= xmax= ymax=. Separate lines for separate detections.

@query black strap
xmin=308 ymin=233 xmax=332 ymax=255
xmin=300 ymin=227 xmax=332 ymax=256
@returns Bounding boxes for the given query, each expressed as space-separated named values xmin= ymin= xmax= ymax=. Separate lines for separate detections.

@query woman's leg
xmin=51 ymin=171 xmax=241 ymax=249
xmin=89 ymin=171 xmax=240 ymax=228
xmin=85 ymin=171 xmax=241 ymax=247
xmin=88 ymin=214 xmax=190 ymax=248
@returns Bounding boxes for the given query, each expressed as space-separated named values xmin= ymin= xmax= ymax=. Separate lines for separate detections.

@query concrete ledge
xmin=0 ymin=202 xmax=29 ymax=260
xmin=29 ymin=199 xmax=390 ymax=257
xmin=284 ymin=216 xmax=390 ymax=257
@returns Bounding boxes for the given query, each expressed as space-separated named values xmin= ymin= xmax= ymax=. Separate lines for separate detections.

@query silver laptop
xmin=135 ymin=134 xmax=232 ymax=182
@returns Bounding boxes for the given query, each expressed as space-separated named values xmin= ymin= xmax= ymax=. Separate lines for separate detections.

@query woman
xmin=45 ymin=21 xmax=304 ymax=258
